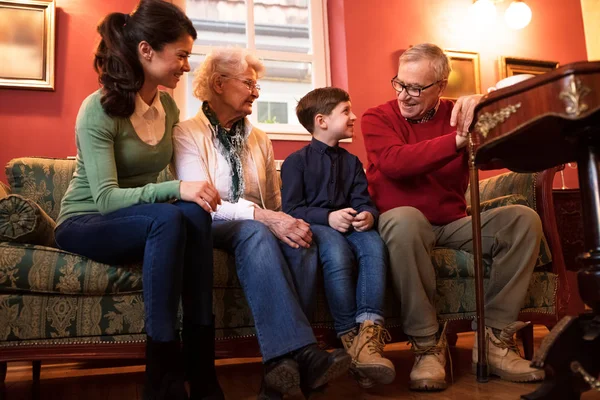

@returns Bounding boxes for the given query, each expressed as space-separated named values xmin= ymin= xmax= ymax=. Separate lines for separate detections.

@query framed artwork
xmin=498 ymin=56 xmax=559 ymax=79
xmin=442 ymin=50 xmax=481 ymax=100
xmin=0 ymin=0 xmax=56 ymax=90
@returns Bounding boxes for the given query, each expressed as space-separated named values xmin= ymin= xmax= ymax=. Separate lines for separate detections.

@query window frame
xmin=173 ymin=0 xmax=331 ymax=141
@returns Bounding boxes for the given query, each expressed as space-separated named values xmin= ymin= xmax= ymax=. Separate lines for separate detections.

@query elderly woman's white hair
xmin=399 ymin=43 xmax=452 ymax=82
xmin=193 ymin=48 xmax=266 ymax=101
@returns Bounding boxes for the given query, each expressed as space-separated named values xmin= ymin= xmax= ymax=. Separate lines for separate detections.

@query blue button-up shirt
xmin=281 ymin=138 xmax=379 ymax=226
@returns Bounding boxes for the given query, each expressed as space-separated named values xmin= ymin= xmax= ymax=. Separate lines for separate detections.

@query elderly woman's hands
xmin=180 ymin=181 xmax=222 ymax=213
xmin=254 ymin=208 xmax=313 ymax=249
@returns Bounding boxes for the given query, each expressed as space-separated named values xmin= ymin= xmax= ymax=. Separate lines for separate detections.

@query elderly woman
xmin=172 ymin=48 xmax=351 ymax=398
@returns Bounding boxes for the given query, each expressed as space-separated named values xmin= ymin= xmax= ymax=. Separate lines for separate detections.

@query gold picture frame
xmin=498 ymin=56 xmax=559 ymax=80
xmin=0 ymin=0 xmax=56 ymax=90
xmin=442 ymin=50 xmax=481 ymax=100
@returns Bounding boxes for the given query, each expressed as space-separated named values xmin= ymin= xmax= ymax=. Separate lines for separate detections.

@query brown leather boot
xmin=293 ymin=344 xmax=352 ymax=390
xmin=344 ymin=321 xmax=395 ymax=385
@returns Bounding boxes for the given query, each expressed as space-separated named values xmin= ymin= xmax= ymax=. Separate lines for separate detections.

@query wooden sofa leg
xmin=0 ymin=362 xmax=6 ymax=384
xmin=32 ymin=361 xmax=41 ymax=382
xmin=518 ymin=323 xmax=534 ymax=360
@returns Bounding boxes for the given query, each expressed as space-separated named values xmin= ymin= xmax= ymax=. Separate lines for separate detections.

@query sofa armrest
xmin=467 ymin=170 xmax=542 ymax=209
xmin=468 ymin=166 xmax=570 ymax=319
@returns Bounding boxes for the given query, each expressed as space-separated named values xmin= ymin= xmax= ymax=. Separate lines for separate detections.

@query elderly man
xmin=361 ymin=43 xmax=545 ymax=391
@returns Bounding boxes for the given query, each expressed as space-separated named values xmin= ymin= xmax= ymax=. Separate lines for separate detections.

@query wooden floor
xmin=2 ymin=327 xmax=600 ymax=400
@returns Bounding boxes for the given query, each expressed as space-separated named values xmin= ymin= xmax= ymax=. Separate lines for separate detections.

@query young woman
xmin=54 ymin=1 xmax=223 ymax=399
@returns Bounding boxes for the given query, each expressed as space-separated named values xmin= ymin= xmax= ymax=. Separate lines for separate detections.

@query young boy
xmin=281 ymin=87 xmax=395 ymax=388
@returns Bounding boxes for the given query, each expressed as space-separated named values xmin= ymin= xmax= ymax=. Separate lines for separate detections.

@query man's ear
xmin=138 ymin=41 xmax=154 ymax=62
xmin=438 ymin=79 xmax=448 ymax=95
xmin=315 ymin=114 xmax=327 ymax=129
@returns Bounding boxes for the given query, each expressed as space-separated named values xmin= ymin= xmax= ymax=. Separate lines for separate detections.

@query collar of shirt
xmin=405 ymin=98 xmax=441 ymax=124
xmin=197 ymin=107 xmax=253 ymax=140
xmin=309 ymin=137 xmax=340 ymax=155
xmin=134 ymin=92 xmax=166 ymax=120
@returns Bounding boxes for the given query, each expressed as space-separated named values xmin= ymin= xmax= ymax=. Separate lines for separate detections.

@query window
xmin=174 ymin=0 xmax=329 ymax=141
xmin=258 ymin=101 xmax=288 ymax=124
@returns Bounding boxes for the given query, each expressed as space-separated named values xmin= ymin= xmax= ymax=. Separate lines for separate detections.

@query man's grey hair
xmin=192 ymin=47 xmax=266 ymax=101
xmin=398 ymin=43 xmax=452 ymax=81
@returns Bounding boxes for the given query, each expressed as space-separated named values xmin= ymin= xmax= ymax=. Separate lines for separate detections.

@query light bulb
xmin=505 ymin=1 xmax=532 ymax=30
xmin=471 ymin=0 xmax=498 ymax=26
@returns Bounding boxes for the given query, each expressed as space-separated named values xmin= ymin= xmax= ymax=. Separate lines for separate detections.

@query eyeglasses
xmin=390 ymin=76 xmax=442 ymax=97
xmin=221 ymin=75 xmax=261 ymax=92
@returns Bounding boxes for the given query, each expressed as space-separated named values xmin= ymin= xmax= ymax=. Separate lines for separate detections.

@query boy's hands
xmin=328 ymin=208 xmax=358 ymax=233
xmin=352 ymin=211 xmax=374 ymax=232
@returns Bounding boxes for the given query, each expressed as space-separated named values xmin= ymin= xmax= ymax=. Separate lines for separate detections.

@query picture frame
xmin=442 ymin=50 xmax=481 ymax=100
xmin=498 ymin=56 xmax=559 ymax=80
xmin=0 ymin=0 xmax=56 ymax=91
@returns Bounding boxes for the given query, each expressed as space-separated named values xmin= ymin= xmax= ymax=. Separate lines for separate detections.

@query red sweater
xmin=361 ymin=99 xmax=468 ymax=225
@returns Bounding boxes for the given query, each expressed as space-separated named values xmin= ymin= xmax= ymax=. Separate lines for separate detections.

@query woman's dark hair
xmin=94 ymin=0 xmax=197 ymax=117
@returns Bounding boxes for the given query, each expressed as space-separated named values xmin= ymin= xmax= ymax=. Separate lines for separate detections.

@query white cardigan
xmin=172 ymin=108 xmax=281 ymax=220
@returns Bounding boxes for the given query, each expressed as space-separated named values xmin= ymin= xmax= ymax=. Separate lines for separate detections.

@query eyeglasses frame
xmin=220 ymin=74 xmax=261 ymax=92
xmin=390 ymin=76 xmax=444 ymax=97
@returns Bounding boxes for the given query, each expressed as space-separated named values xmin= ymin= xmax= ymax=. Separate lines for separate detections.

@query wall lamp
xmin=472 ymin=0 xmax=532 ymax=30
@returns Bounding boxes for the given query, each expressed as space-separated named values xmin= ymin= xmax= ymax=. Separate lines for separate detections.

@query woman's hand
xmin=255 ymin=208 xmax=312 ymax=249
xmin=180 ymin=181 xmax=221 ymax=213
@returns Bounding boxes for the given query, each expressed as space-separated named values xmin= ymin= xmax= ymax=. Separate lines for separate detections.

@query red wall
xmin=324 ymin=0 xmax=587 ymax=189
xmin=0 ymin=0 xmax=139 ymax=183
xmin=0 ymin=0 xmax=588 ymax=190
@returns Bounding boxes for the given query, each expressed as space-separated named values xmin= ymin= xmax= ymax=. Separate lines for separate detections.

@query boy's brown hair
xmin=296 ymin=87 xmax=350 ymax=134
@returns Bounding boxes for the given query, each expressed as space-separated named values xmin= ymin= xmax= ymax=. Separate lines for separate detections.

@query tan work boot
xmin=408 ymin=323 xmax=448 ymax=391
xmin=341 ymin=328 xmax=375 ymax=389
xmin=344 ymin=320 xmax=396 ymax=385
xmin=472 ymin=321 xmax=544 ymax=382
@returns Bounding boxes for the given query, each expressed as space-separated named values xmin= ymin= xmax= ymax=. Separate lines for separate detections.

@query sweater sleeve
xmin=361 ymin=107 xmax=461 ymax=180
xmin=76 ymin=105 xmax=180 ymax=215
xmin=280 ymin=155 xmax=330 ymax=225
xmin=263 ymin=138 xmax=282 ymax=212
xmin=349 ymin=158 xmax=379 ymax=222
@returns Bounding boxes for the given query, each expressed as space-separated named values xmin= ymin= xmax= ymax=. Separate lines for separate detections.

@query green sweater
xmin=57 ymin=90 xmax=181 ymax=226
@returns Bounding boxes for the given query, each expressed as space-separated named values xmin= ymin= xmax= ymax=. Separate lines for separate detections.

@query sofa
xmin=0 ymin=157 xmax=572 ymax=383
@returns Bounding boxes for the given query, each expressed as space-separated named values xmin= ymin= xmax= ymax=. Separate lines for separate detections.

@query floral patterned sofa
xmin=0 ymin=157 xmax=570 ymax=382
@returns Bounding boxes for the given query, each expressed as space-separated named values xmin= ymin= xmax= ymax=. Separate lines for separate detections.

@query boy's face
xmin=321 ymin=101 xmax=357 ymax=141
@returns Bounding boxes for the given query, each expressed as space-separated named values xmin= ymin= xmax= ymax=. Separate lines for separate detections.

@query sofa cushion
xmin=0 ymin=242 xmax=143 ymax=295
xmin=0 ymin=242 xmax=240 ymax=295
xmin=433 ymin=271 xmax=557 ymax=319
xmin=0 ymin=195 xmax=56 ymax=247
xmin=6 ymin=157 xmax=77 ymax=222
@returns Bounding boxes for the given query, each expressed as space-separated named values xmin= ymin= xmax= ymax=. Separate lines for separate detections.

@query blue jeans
xmin=212 ymin=220 xmax=318 ymax=362
xmin=310 ymin=225 xmax=388 ymax=336
xmin=54 ymin=201 xmax=213 ymax=342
